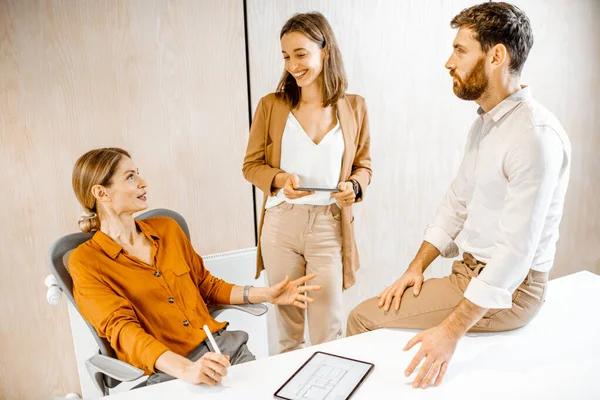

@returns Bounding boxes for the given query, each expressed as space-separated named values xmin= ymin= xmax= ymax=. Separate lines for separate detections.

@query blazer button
xmin=183 ymin=320 xmax=190 ymax=327
xmin=154 ymin=271 xmax=161 ymax=277
xmin=168 ymin=297 xmax=175 ymax=304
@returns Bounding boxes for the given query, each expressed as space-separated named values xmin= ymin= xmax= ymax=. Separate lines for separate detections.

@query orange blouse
xmin=69 ymin=216 xmax=234 ymax=374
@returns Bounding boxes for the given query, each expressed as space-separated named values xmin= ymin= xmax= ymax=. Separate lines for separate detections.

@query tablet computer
xmin=295 ymin=187 xmax=341 ymax=192
xmin=274 ymin=351 xmax=374 ymax=400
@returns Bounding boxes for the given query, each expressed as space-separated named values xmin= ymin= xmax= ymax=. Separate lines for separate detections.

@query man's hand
xmin=377 ymin=264 xmax=424 ymax=311
xmin=403 ymin=323 xmax=460 ymax=389
xmin=181 ymin=352 xmax=230 ymax=385
xmin=403 ymin=298 xmax=488 ymax=389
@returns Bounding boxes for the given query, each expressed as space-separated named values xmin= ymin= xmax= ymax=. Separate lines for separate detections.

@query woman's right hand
xmin=283 ymin=174 xmax=314 ymax=199
xmin=181 ymin=352 xmax=230 ymax=385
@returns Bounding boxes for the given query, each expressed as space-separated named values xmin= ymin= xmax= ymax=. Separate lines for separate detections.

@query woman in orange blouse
xmin=69 ymin=147 xmax=320 ymax=387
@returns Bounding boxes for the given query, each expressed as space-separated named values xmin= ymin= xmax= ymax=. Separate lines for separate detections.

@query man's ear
xmin=490 ymin=43 xmax=509 ymax=69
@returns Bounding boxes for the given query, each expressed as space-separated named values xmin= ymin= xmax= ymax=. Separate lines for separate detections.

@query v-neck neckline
xmin=289 ymin=111 xmax=340 ymax=146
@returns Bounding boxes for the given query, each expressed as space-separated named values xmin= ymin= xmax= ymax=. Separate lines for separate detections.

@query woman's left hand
xmin=331 ymin=181 xmax=355 ymax=208
xmin=268 ymin=273 xmax=322 ymax=309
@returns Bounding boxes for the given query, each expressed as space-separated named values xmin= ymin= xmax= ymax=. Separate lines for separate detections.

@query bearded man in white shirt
xmin=347 ymin=1 xmax=571 ymax=389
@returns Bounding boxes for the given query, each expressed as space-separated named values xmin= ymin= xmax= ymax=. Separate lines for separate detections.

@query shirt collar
xmin=477 ymin=86 xmax=531 ymax=122
xmin=92 ymin=219 xmax=160 ymax=259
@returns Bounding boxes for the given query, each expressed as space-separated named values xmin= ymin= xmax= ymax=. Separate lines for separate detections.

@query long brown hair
xmin=276 ymin=12 xmax=347 ymax=108
xmin=72 ymin=147 xmax=130 ymax=232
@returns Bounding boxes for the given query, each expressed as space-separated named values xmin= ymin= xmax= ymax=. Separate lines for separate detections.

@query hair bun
xmin=78 ymin=210 xmax=99 ymax=232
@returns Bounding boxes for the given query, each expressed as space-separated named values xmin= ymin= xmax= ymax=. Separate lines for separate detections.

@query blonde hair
xmin=72 ymin=148 xmax=131 ymax=232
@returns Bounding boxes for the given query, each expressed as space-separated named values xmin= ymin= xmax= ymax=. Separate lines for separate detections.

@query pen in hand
xmin=203 ymin=325 xmax=233 ymax=385
xmin=203 ymin=325 xmax=222 ymax=355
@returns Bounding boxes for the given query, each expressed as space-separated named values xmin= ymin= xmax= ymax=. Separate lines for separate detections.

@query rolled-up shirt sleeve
xmin=424 ymin=225 xmax=460 ymax=258
xmin=464 ymin=126 xmax=566 ymax=309
xmin=192 ymin=251 xmax=234 ymax=306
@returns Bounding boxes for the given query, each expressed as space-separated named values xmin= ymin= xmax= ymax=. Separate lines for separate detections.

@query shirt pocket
xmin=171 ymin=261 xmax=198 ymax=311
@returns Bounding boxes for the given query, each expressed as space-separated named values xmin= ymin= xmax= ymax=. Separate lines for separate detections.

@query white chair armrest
xmin=86 ymin=354 xmax=144 ymax=382
xmin=208 ymin=303 xmax=268 ymax=319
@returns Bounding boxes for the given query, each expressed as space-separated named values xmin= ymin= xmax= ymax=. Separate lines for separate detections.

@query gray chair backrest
xmin=47 ymin=208 xmax=190 ymax=389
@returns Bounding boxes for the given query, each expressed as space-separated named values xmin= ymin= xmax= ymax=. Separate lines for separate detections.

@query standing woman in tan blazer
xmin=243 ymin=12 xmax=372 ymax=353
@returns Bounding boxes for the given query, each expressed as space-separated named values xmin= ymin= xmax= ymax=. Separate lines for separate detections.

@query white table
xmin=105 ymin=271 xmax=600 ymax=399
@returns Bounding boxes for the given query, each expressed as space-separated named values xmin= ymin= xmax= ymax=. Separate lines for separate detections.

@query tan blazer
xmin=243 ymin=93 xmax=372 ymax=290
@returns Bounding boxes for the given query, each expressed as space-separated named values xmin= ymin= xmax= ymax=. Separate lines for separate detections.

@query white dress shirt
xmin=424 ymin=87 xmax=571 ymax=309
xmin=265 ymin=112 xmax=344 ymax=209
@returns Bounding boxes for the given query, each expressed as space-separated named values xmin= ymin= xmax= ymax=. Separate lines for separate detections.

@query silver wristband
xmin=243 ymin=285 xmax=253 ymax=304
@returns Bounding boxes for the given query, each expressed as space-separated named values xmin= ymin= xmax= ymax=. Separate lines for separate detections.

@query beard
xmin=451 ymin=57 xmax=489 ymax=101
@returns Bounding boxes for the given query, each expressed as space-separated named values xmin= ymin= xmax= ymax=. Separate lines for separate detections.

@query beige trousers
xmin=347 ymin=253 xmax=548 ymax=336
xmin=261 ymin=202 xmax=344 ymax=353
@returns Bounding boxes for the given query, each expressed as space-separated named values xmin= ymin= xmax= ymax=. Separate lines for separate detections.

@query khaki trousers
xmin=347 ymin=253 xmax=548 ymax=336
xmin=261 ymin=202 xmax=344 ymax=353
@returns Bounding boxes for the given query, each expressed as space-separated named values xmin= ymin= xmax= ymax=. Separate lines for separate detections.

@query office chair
xmin=48 ymin=208 xmax=267 ymax=396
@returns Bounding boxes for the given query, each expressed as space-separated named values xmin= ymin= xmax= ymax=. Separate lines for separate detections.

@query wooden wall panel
xmin=0 ymin=0 xmax=253 ymax=398
xmin=246 ymin=0 xmax=600 ymax=323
